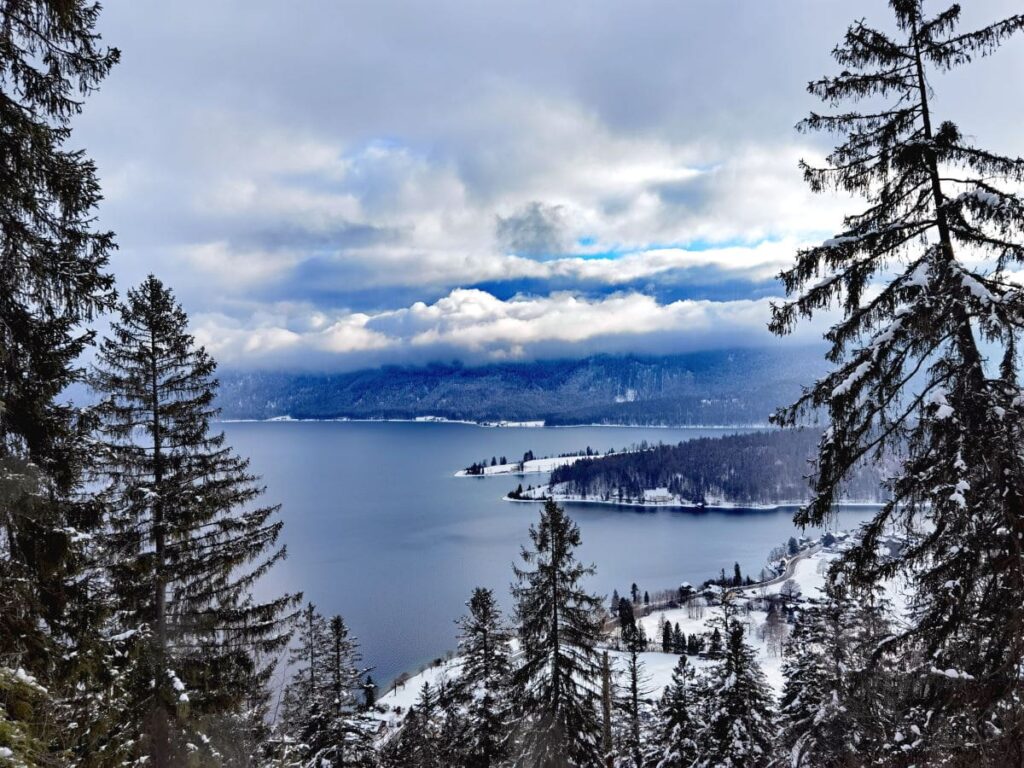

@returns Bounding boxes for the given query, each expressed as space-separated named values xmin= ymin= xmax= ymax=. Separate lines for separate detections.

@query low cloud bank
xmin=193 ymin=288 xmax=824 ymax=371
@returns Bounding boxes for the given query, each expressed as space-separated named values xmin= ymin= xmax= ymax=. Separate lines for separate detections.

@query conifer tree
xmin=705 ymin=628 xmax=723 ymax=660
xmin=0 ymin=0 xmax=118 ymax=760
xmin=650 ymin=655 xmax=699 ymax=768
xmin=617 ymin=598 xmax=637 ymax=643
xmin=778 ymin=582 xmax=901 ymax=768
xmin=455 ymin=587 xmax=513 ymax=768
xmin=694 ymin=614 xmax=774 ymax=767
xmin=771 ymin=2 xmax=1024 ymax=759
xmin=378 ymin=721 xmax=416 ymax=768
xmin=391 ymin=682 xmax=442 ymax=768
xmin=363 ymin=675 xmax=377 ymax=708
xmin=281 ymin=608 xmax=375 ymax=768
xmin=91 ymin=276 xmax=298 ymax=766
xmin=321 ymin=615 xmax=376 ymax=767
xmin=510 ymin=499 xmax=603 ymax=768
xmin=672 ymin=625 xmax=685 ymax=656
xmin=437 ymin=679 xmax=472 ymax=768
xmin=280 ymin=602 xmax=328 ymax=750
xmin=616 ymin=621 xmax=649 ymax=768
xmin=600 ymin=652 xmax=614 ymax=768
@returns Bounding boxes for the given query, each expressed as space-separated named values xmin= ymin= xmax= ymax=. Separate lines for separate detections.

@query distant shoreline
xmin=216 ymin=415 xmax=771 ymax=430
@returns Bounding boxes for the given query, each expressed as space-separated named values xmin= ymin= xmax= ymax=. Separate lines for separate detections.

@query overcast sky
xmin=77 ymin=0 xmax=1024 ymax=370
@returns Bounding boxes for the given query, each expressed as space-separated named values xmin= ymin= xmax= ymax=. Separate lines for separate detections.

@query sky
xmin=77 ymin=0 xmax=1024 ymax=371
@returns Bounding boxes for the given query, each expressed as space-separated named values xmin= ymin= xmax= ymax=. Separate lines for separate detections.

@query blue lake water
xmin=222 ymin=420 xmax=872 ymax=689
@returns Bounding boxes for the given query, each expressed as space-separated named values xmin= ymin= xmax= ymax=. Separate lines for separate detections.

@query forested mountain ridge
xmin=215 ymin=347 xmax=827 ymax=425
xmin=533 ymin=429 xmax=888 ymax=506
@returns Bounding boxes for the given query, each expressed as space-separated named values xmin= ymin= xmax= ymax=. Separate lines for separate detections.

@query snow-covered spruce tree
xmin=693 ymin=603 xmax=774 ymax=768
xmin=771 ymin=2 xmax=1024 ymax=761
xmin=303 ymin=614 xmax=377 ymax=768
xmin=776 ymin=582 xmax=898 ymax=767
xmin=0 ymin=0 xmax=118 ymax=761
xmin=278 ymin=602 xmax=327 ymax=758
xmin=649 ymin=655 xmax=699 ymax=768
xmin=704 ymin=627 xmax=723 ymax=660
xmin=90 ymin=276 xmax=298 ymax=766
xmin=600 ymin=652 xmax=615 ymax=768
xmin=614 ymin=620 xmax=649 ymax=768
xmin=776 ymin=596 xmax=848 ymax=768
xmin=455 ymin=587 xmax=513 ymax=768
xmin=383 ymin=681 xmax=443 ymax=768
xmin=437 ymin=677 xmax=472 ymax=768
xmin=510 ymin=498 xmax=604 ymax=768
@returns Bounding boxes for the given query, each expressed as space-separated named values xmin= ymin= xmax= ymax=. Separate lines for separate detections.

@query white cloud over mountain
xmin=192 ymin=288 xmax=827 ymax=370
xmin=81 ymin=0 xmax=1024 ymax=369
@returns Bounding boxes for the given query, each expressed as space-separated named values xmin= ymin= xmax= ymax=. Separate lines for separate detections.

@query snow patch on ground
xmin=508 ymin=483 xmax=883 ymax=511
xmin=456 ymin=454 xmax=610 ymax=478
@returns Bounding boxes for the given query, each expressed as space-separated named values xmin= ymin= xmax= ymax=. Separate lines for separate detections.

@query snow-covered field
xmin=454 ymin=454 xmax=607 ymax=478
xmin=634 ymin=550 xmax=841 ymax=695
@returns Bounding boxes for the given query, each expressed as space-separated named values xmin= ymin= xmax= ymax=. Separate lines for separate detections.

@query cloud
xmin=76 ymin=0 xmax=1024 ymax=369
xmin=191 ymin=288 xmax=824 ymax=371
xmin=495 ymin=202 xmax=570 ymax=258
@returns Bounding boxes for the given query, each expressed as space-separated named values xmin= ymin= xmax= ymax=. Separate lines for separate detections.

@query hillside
xmin=214 ymin=347 xmax=827 ymax=425
xmin=521 ymin=429 xmax=888 ymax=507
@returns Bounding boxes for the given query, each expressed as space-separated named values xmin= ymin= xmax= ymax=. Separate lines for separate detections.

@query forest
xmin=541 ymin=430 xmax=888 ymax=506
xmin=213 ymin=348 xmax=824 ymax=427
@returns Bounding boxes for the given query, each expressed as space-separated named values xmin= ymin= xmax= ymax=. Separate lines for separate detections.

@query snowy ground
xmin=635 ymin=550 xmax=840 ymax=695
xmin=511 ymin=483 xmax=883 ymax=511
xmin=375 ymin=657 xmax=463 ymax=726
xmin=374 ymin=535 xmax=911 ymax=733
xmin=375 ymin=544 xmax=844 ymax=722
xmin=454 ymin=454 xmax=609 ymax=478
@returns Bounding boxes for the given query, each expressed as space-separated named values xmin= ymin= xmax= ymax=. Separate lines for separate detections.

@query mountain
xmin=214 ymin=347 xmax=827 ymax=426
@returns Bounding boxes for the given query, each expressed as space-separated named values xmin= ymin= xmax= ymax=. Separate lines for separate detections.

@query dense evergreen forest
xmin=3 ymin=1 xmax=1024 ymax=767
xmin=214 ymin=349 xmax=825 ymax=426
xmin=542 ymin=430 xmax=888 ymax=505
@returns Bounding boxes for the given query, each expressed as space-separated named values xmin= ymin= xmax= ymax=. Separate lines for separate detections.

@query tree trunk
xmin=149 ymin=321 xmax=170 ymax=768
xmin=601 ymin=652 xmax=613 ymax=768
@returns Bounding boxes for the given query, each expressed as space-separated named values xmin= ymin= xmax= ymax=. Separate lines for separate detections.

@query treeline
xmin=215 ymin=349 xmax=825 ymax=426
xmin=546 ymin=429 xmax=889 ymax=505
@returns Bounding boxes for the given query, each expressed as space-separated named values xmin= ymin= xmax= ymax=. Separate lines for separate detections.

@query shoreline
xmin=503 ymin=494 xmax=886 ymax=512
xmin=217 ymin=416 xmax=771 ymax=430
xmin=375 ymin=530 xmax=883 ymax=710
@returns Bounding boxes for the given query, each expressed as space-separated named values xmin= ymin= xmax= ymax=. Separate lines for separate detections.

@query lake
xmin=222 ymin=420 xmax=872 ymax=689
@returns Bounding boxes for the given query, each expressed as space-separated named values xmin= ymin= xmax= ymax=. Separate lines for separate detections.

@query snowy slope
xmin=373 ymin=535 xmax=911 ymax=737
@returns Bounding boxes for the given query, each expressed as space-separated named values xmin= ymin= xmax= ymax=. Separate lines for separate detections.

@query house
xmin=643 ymin=487 xmax=674 ymax=503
